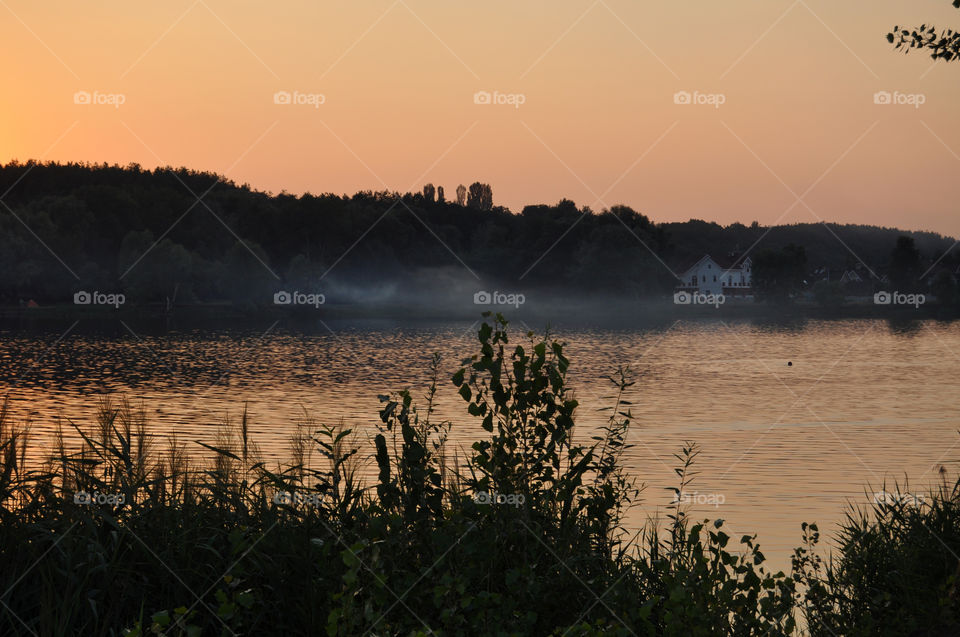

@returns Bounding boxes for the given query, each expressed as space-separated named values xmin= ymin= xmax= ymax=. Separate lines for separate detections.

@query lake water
xmin=2 ymin=315 xmax=958 ymax=571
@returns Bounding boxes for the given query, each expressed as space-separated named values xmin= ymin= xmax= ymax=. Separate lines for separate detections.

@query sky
xmin=2 ymin=0 xmax=960 ymax=236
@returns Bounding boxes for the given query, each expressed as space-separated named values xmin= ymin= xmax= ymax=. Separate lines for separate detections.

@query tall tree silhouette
xmin=466 ymin=182 xmax=493 ymax=211
xmin=752 ymin=244 xmax=807 ymax=303
xmin=889 ymin=235 xmax=922 ymax=288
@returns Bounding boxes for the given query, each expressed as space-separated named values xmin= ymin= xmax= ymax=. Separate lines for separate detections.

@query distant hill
xmin=662 ymin=219 xmax=956 ymax=275
xmin=0 ymin=161 xmax=956 ymax=306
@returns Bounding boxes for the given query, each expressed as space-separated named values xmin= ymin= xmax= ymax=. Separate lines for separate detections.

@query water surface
xmin=2 ymin=316 xmax=957 ymax=570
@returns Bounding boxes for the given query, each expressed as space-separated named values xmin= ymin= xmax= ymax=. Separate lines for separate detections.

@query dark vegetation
xmin=888 ymin=0 xmax=960 ymax=62
xmin=1 ymin=161 xmax=958 ymax=309
xmin=1 ymin=315 xmax=958 ymax=635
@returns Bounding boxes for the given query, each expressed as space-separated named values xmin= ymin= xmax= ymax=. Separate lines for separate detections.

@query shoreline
xmin=1 ymin=299 xmax=958 ymax=327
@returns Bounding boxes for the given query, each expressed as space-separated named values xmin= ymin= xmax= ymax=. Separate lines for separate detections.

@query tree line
xmin=0 ymin=161 xmax=956 ymax=307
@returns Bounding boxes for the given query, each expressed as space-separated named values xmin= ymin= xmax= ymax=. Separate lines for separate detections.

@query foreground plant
xmin=794 ymin=478 xmax=960 ymax=636
xmin=0 ymin=315 xmax=956 ymax=635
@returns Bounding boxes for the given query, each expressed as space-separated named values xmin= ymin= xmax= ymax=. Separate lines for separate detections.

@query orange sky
xmin=2 ymin=0 xmax=959 ymax=236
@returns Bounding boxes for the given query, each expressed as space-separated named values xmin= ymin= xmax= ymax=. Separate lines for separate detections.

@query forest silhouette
xmin=0 ymin=161 xmax=956 ymax=308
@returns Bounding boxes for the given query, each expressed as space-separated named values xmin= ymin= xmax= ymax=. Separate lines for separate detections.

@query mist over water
xmin=2 ymin=316 xmax=958 ymax=570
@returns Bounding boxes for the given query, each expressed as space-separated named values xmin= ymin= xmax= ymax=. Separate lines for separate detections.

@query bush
xmin=794 ymin=480 xmax=960 ymax=636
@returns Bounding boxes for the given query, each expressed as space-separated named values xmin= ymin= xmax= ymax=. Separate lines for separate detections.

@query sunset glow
xmin=3 ymin=0 xmax=959 ymax=234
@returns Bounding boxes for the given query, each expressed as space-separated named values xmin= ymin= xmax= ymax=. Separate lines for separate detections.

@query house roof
xmin=680 ymin=253 xmax=751 ymax=274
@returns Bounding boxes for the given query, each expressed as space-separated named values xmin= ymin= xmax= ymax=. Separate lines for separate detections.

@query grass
xmin=0 ymin=313 xmax=957 ymax=636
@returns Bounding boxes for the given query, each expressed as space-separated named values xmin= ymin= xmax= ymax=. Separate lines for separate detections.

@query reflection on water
xmin=2 ymin=316 xmax=959 ymax=570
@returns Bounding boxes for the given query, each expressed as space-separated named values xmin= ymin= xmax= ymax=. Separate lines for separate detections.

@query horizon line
xmin=1 ymin=156 xmax=955 ymax=240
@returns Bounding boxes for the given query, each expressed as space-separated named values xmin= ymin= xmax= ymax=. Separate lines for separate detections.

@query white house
xmin=677 ymin=254 xmax=752 ymax=296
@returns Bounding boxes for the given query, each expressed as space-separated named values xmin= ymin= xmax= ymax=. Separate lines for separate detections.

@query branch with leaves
xmin=887 ymin=1 xmax=960 ymax=62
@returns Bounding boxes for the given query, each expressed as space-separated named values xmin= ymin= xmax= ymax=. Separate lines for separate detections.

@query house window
xmin=713 ymin=275 xmax=717 ymax=282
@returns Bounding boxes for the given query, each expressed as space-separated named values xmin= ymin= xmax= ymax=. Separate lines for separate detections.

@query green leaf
xmin=482 ymin=413 xmax=493 ymax=432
